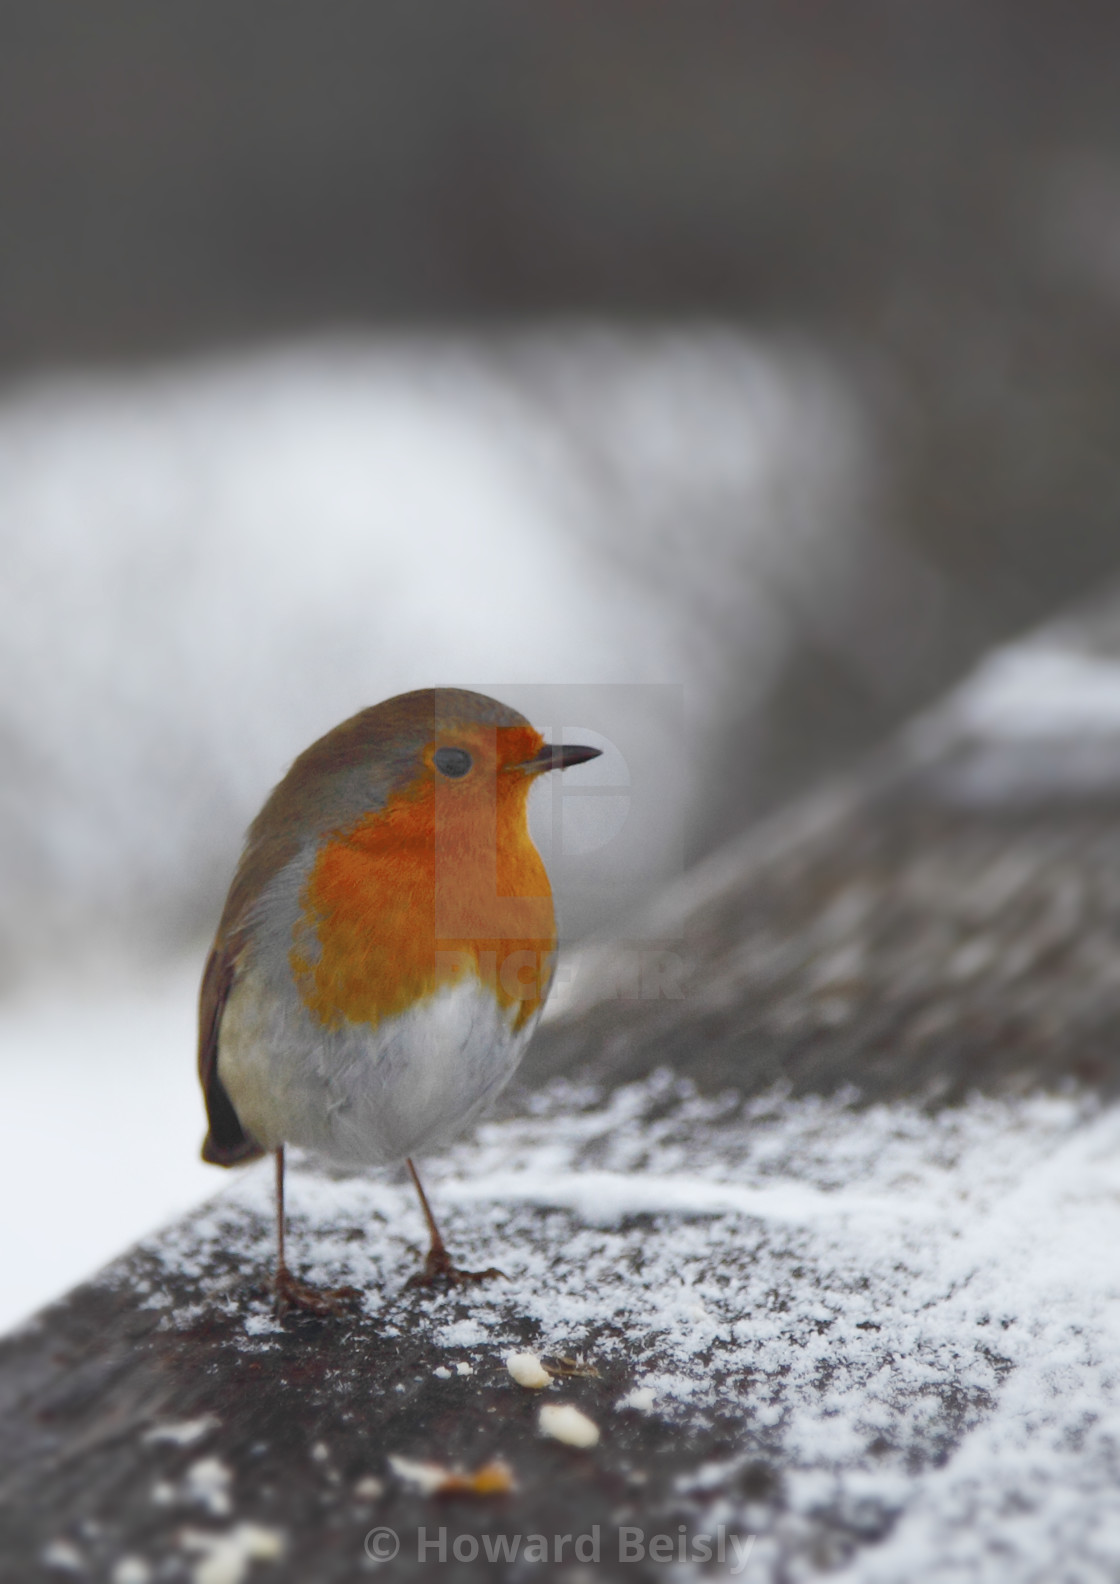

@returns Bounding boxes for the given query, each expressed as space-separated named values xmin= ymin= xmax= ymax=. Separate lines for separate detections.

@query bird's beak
xmin=517 ymin=742 xmax=603 ymax=775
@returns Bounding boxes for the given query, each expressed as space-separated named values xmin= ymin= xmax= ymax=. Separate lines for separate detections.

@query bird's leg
xmin=272 ymin=1145 xmax=361 ymax=1317
xmin=404 ymin=1158 xmax=504 ymax=1288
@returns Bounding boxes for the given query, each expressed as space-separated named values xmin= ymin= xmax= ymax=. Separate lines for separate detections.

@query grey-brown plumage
xmin=197 ymin=688 xmax=539 ymax=1165
xmin=196 ymin=686 xmax=599 ymax=1312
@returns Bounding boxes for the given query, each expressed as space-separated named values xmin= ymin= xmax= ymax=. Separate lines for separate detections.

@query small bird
xmin=198 ymin=688 xmax=600 ymax=1314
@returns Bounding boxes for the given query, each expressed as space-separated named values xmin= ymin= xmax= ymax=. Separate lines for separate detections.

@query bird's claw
xmin=406 ymin=1248 xmax=506 ymax=1290
xmin=273 ymin=1268 xmax=362 ymax=1318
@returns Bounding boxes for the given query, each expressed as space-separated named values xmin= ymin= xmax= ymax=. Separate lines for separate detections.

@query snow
xmin=0 ymin=326 xmax=877 ymax=1333
xmin=114 ymin=1067 xmax=1120 ymax=1581
xmin=0 ymin=963 xmax=214 ymax=1332
xmin=0 ymin=328 xmax=868 ymax=975
xmin=618 ymin=1384 xmax=657 ymax=1413
xmin=7 ymin=334 xmax=1120 ymax=1574
xmin=444 ymin=1167 xmax=943 ymax=1226
xmin=907 ymin=635 xmax=1120 ymax=807
xmin=952 ymin=644 xmax=1120 ymax=738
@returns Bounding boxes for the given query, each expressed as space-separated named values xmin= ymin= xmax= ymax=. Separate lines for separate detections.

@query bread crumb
xmin=538 ymin=1404 xmax=600 ymax=1448
xmin=185 ymin=1457 xmax=232 ymax=1516
xmin=143 ymin=1417 xmax=218 ymax=1448
xmin=389 ymin=1453 xmax=515 ymax=1496
xmin=111 ymin=1560 xmax=151 ymax=1584
xmin=453 ymin=1459 xmax=515 ymax=1495
xmin=42 ymin=1540 xmax=84 ymax=1573
xmin=506 ymin=1351 xmax=552 ymax=1390
xmin=180 ymin=1524 xmax=285 ymax=1584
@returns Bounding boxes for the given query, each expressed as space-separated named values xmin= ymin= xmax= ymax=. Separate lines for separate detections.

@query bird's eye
xmin=434 ymin=746 xmax=472 ymax=778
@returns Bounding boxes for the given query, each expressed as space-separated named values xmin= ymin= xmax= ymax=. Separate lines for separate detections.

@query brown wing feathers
xmin=198 ymin=936 xmax=264 ymax=1166
xmin=197 ymin=697 xmax=445 ymax=1167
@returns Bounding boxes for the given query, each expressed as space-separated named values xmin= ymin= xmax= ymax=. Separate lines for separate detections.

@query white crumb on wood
xmin=538 ymin=1403 xmax=600 ymax=1448
xmin=675 ymin=1455 xmax=746 ymax=1493
xmin=180 ymin=1524 xmax=286 ymax=1584
xmin=41 ymin=1540 xmax=84 ymax=1573
xmin=143 ymin=1416 xmax=218 ymax=1448
xmin=184 ymin=1457 xmax=233 ymax=1516
xmin=110 ymin=1559 xmax=151 ymax=1584
xmin=432 ymin=1366 xmax=451 ymax=1379
xmin=506 ymin=1351 xmax=552 ymax=1389
xmin=454 ymin=1361 xmax=474 ymax=1375
xmin=354 ymin=1475 xmax=384 ymax=1500
xmin=617 ymin=1385 xmax=656 ymax=1413
xmin=388 ymin=1454 xmax=452 ymax=1495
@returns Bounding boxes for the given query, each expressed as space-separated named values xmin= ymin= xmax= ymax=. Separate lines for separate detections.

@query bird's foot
xmin=406 ymin=1246 xmax=505 ymax=1290
xmin=273 ymin=1267 xmax=362 ymax=1318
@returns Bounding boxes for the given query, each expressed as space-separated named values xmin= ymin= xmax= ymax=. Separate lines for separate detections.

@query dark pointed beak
xmin=518 ymin=742 xmax=603 ymax=774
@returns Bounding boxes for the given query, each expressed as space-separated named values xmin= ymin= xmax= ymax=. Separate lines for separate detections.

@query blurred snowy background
xmin=4 ymin=2 xmax=1120 ymax=1333
xmin=0 ymin=330 xmax=878 ymax=980
xmin=0 ymin=328 xmax=892 ymax=1328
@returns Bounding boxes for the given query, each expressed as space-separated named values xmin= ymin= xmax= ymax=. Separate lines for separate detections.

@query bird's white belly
xmin=218 ymin=969 xmax=535 ymax=1167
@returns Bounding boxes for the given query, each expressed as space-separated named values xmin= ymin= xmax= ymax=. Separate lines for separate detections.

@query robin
xmin=198 ymin=688 xmax=600 ymax=1315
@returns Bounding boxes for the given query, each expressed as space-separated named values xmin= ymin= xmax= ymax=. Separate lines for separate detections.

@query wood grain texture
xmin=7 ymin=603 xmax=1120 ymax=1580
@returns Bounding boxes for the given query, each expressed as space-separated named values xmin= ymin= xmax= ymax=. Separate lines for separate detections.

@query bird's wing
xmin=196 ymin=727 xmax=351 ymax=1167
xmin=198 ymin=933 xmax=266 ymax=1166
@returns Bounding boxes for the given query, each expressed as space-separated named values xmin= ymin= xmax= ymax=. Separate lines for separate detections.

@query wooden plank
xmin=5 ymin=607 xmax=1120 ymax=1581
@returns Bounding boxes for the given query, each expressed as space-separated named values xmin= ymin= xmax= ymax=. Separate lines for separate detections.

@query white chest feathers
xmin=218 ymin=968 xmax=537 ymax=1167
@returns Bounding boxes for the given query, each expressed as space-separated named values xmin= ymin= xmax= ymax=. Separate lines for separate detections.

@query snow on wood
xmin=6 ymin=603 xmax=1120 ymax=1580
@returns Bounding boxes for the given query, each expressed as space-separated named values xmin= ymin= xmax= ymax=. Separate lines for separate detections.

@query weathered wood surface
xmin=6 ymin=599 xmax=1120 ymax=1583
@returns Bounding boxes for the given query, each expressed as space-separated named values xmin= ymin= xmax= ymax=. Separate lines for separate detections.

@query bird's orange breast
xmin=290 ymin=734 xmax=555 ymax=1035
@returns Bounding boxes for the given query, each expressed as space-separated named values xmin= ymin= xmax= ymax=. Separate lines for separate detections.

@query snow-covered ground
xmin=127 ymin=1070 xmax=1120 ymax=1582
